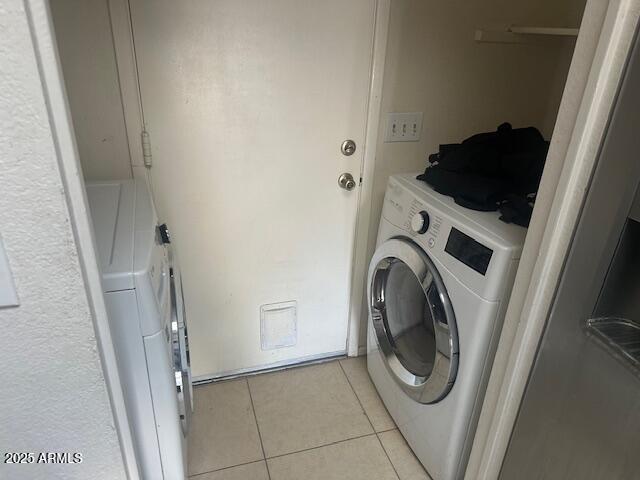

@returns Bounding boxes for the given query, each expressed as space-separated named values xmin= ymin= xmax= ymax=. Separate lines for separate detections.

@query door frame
xmin=107 ymin=0 xmax=392 ymax=358
xmin=345 ymin=0 xmax=391 ymax=356
xmin=465 ymin=1 xmax=640 ymax=478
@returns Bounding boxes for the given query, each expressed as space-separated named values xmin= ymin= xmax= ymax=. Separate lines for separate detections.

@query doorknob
xmin=338 ymin=173 xmax=356 ymax=191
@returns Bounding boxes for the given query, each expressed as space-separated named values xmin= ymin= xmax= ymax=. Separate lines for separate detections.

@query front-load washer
xmin=86 ymin=179 xmax=192 ymax=479
xmin=367 ymin=173 xmax=526 ymax=480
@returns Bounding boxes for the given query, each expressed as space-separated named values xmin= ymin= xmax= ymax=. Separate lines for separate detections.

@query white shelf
xmin=475 ymin=25 xmax=579 ymax=44
xmin=508 ymin=26 xmax=579 ymax=36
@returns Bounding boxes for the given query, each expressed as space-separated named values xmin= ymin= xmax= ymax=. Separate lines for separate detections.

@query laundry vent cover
xmin=260 ymin=301 xmax=297 ymax=350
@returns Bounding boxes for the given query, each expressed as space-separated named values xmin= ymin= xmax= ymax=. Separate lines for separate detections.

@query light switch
xmin=0 ymin=235 xmax=19 ymax=308
xmin=384 ymin=112 xmax=423 ymax=142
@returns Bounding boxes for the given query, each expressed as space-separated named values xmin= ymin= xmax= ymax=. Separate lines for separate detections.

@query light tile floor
xmin=188 ymin=357 xmax=432 ymax=480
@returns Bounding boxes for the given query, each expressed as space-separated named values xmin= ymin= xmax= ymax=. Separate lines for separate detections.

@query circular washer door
xmin=369 ymin=238 xmax=459 ymax=404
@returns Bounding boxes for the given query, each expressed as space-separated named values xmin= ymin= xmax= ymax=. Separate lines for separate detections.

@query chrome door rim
xmin=369 ymin=238 xmax=459 ymax=404
xmin=170 ymin=269 xmax=192 ymax=436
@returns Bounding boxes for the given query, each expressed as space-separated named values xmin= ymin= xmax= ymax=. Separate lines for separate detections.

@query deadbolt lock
xmin=341 ymin=139 xmax=356 ymax=156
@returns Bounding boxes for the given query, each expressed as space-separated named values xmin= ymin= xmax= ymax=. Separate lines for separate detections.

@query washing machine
xmin=86 ymin=179 xmax=192 ymax=479
xmin=367 ymin=173 xmax=526 ymax=480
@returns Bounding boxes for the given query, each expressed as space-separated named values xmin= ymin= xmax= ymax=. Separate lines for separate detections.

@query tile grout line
xmin=377 ymin=426 xmax=399 ymax=434
xmin=265 ymin=431 xmax=379 ymax=461
xmin=375 ymin=431 xmax=402 ymax=480
xmin=337 ymin=359 xmax=377 ymax=433
xmin=377 ymin=429 xmax=434 ymax=480
xmin=336 ymin=359 xmax=398 ymax=435
xmin=245 ymin=377 xmax=272 ymax=480
xmin=338 ymin=359 xmax=401 ymax=479
xmin=188 ymin=459 xmax=266 ymax=479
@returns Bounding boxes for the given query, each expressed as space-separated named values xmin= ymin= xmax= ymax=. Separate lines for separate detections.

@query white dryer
xmin=367 ymin=174 xmax=526 ymax=480
xmin=86 ymin=179 xmax=192 ymax=480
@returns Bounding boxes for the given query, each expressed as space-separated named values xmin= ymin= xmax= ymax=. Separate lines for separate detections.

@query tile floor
xmin=188 ymin=357 xmax=432 ymax=480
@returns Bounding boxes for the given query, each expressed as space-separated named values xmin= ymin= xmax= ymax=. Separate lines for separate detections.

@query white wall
xmin=0 ymin=1 xmax=128 ymax=478
xmin=50 ymin=0 xmax=132 ymax=180
xmin=359 ymin=0 xmax=587 ymax=347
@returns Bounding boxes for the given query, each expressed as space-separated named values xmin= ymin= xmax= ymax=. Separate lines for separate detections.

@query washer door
xmin=369 ymin=238 xmax=458 ymax=404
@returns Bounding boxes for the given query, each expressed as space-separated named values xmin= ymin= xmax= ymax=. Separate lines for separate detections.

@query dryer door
xmin=369 ymin=238 xmax=459 ymax=404
xmin=170 ymin=267 xmax=192 ymax=437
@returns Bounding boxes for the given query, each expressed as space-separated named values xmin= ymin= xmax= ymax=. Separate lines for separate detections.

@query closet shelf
xmin=508 ymin=26 xmax=579 ymax=36
xmin=475 ymin=25 xmax=579 ymax=44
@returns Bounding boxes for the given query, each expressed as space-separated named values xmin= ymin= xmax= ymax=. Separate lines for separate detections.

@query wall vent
xmin=260 ymin=301 xmax=297 ymax=350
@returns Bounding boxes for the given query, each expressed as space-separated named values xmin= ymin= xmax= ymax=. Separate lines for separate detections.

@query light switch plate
xmin=0 ymin=235 xmax=19 ymax=308
xmin=384 ymin=112 xmax=423 ymax=142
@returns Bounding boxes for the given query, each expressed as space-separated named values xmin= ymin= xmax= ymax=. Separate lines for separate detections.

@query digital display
xmin=445 ymin=228 xmax=493 ymax=275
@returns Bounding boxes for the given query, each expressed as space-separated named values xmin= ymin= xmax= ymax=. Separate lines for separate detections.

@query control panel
xmin=380 ymin=175 xmax=524 ymax=301
xmin=402 ymin=198 xmax=443 ymax=250
xmin=444 ymin=228 xmax=493 ymax=276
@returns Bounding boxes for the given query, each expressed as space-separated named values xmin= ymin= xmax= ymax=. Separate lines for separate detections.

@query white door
xmin=129 ymin=0 xmax=376 ymax=378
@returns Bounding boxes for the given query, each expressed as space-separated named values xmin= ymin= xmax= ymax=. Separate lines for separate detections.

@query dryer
xmin=86 ymin=179 xmax=192 ymax=479
xmin=367 ymin=174 xmax=526 ymax=480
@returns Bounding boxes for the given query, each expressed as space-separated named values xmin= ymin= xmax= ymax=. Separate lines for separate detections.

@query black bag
xmin=417 ymin=122 xmax=548 ymax=226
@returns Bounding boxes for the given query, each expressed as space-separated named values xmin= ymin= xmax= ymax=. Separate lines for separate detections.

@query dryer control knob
xmin=411 ymin=211 xmax=430 ymax=234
